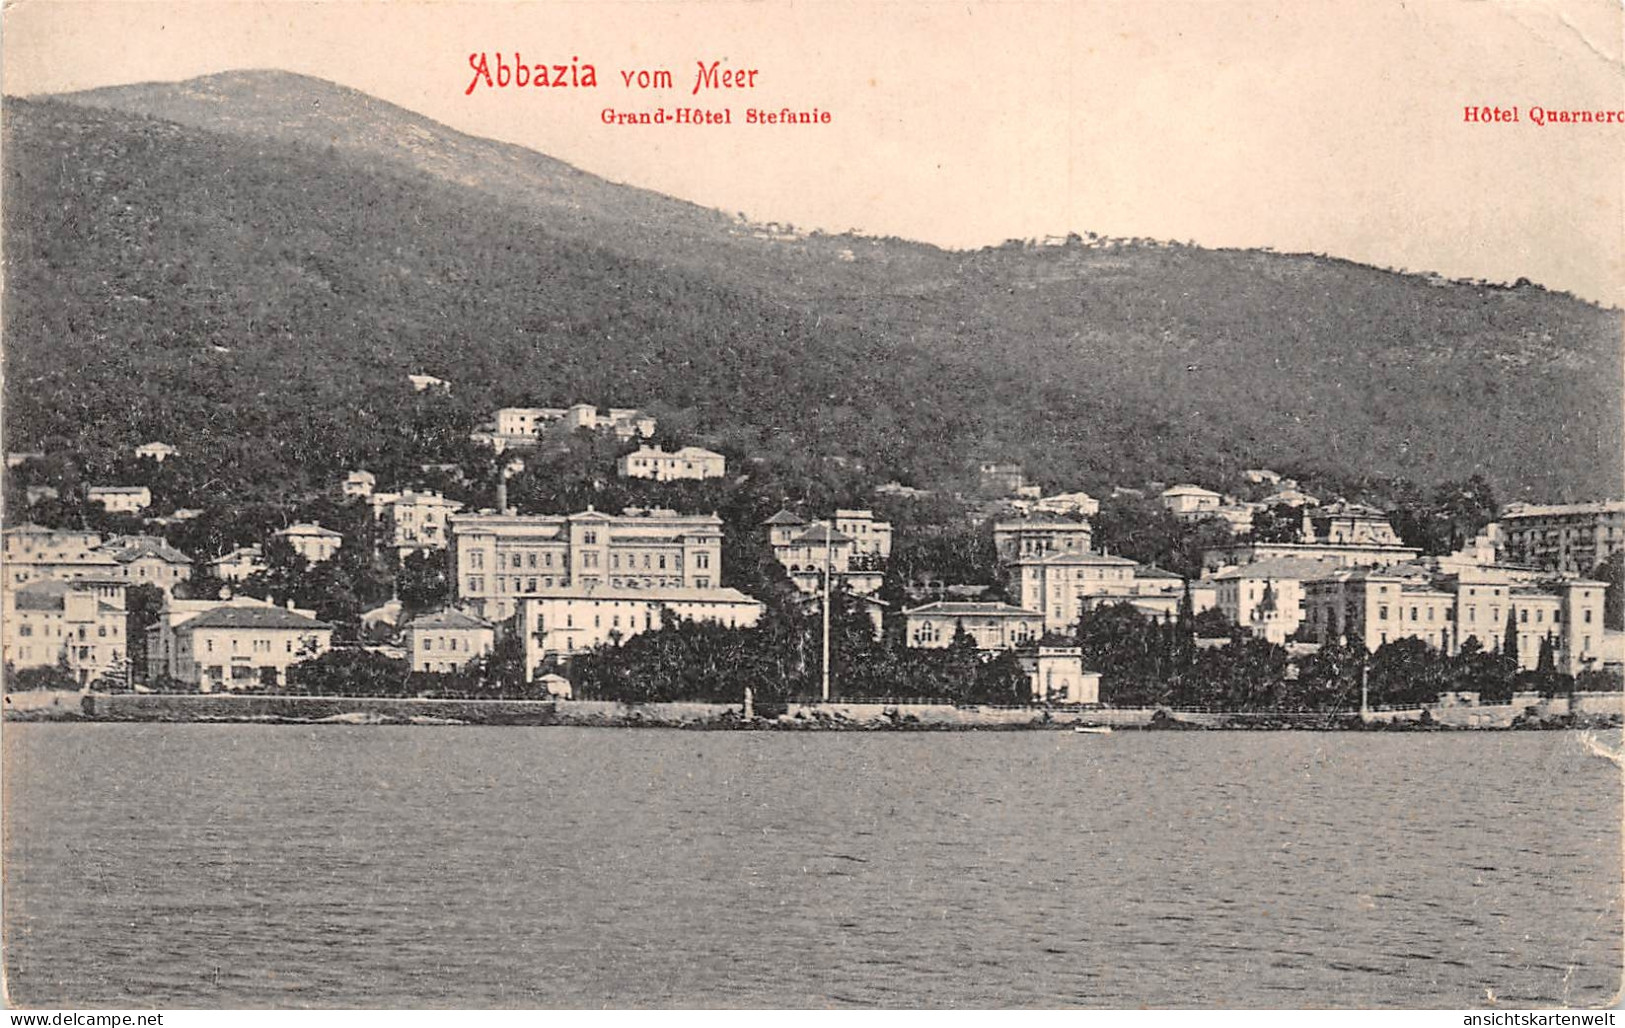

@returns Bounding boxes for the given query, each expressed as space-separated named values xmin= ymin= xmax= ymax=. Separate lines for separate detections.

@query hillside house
xmin=617 ymin=445 xmax=726 ymax=481
xmin=87 ymin=486 xmax=152 ymax=514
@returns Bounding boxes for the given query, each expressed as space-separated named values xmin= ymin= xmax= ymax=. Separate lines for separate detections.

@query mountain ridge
xmin=2 ymin=72 xmax=1620 ymax=504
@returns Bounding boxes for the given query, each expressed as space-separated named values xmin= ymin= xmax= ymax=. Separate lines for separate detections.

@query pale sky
xmin=5 ymin=0 xmax=1623 ymax=305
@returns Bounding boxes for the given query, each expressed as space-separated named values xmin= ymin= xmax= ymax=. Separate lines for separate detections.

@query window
xmin=1519 ymin=609 xmax=1528 ymax=623
xmin=584 ymin=552 xmax=599 ymax=569
xmin=528 ymin=553 xmax=538 ymax=569
xmin=470 ymin=551 xmax=484 ymax=569
xmin=696 ymin=552 xmax=711 ymax=570
xmin=425 ymin=638 xmax=433 ymax=651
xmin=1410 ymin=607 xmax=1418 ymax=621
xmin=1584 ymin=609 xmax=1593 ymax=624
xmin=658 ymin=555 xmax=667 ymax=570
xmin=1378 ymin=606 xmax=1389 ymax=621
xmin=583 ymin=530 xmax=598 ymax=545
xmin=18 ymin=624 xmax=30 ymax=637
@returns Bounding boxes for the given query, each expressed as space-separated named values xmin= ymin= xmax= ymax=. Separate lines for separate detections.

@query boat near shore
xmin=1074 ymin=725 xmax=1113 ymax=735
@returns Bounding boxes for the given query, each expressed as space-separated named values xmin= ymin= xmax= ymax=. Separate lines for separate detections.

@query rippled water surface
xmin=4 ymin=724 xmax=1620 ymax=1007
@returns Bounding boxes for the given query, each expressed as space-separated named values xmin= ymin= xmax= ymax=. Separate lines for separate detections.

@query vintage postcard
xmin=1 ymin=0 xmax=1621 ymax=1012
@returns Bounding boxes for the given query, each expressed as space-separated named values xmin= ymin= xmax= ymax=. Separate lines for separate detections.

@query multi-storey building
xmin=342 ymin=470 xmax=377 ymax=498
xmin=1300 ymin=566 xmax=1606 ymax=676
xmin=1201 ymin=504 xmax=1420 ymax=574
xmin=1307 ymin=502 xmax=1405 ymax=546
xmin=832 ymin=510 xmax=893 ymax=561
xmin=371 ymin=490 xmax=464 ymax=555
xmin=1008 ymin=551 xmax=1141 ymax=632
xmin=3 ymin=579 xmax=129 ymax=685
xmin=404 ymin=609 xmax=495 ymax=674
xmin=486 ymin=404 xmax=658 ymax=449
xmin=1031 ymin=491 xmax=1100 ymax=517
xmin=146 ymin=598 xmax=332 ymax=691
xmin=87 ymin=485 xmax=152 ymax=513
xmin=520 ymin=585 xmax=763 ymax=671
xmin=902 ymin=601 xmax=1044 ymax=650
xmin=617 ymin=445 xmax=726 ymax=481
xmin=1209 ymin=557 xmax=1344 ymax=645
xmin=450 ymin=507 xmax=725 ymax=622
xmin=101 ymin=535 xmax=193 ymax=593
xmin=1160 ymin=484 xmax=1223 ymax=517
xmin=3 ymin=525 xmax=122 ymax=587
xmin=1499 ymin=500 xmax=1625 ymax=574
xmin=763 ymin=511 xmax=888 ymax=598
xmin=274 ymin=523 xmax=344 ymax=564
xmin=209 ymin=545 xmax=267 ymax=582
xmin=993 ymin=515 xmax=1094 ymax=562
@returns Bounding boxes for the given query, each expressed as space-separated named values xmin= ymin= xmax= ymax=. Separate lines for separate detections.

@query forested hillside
xmin=3 ymin=73 xmax=1620 ymax=506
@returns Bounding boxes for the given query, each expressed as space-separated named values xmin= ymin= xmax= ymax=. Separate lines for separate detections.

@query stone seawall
xmin=3 ymin=690 xmax=1618 ymax=729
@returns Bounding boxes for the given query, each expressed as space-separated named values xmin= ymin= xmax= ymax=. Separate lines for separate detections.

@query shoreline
xmin=4 ymin=690 xmax=1620 ymax=732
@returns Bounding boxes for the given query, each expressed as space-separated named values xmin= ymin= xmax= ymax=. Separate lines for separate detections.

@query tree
xmin=1248 ymin=504 xmax=1304 ymax=543
xmin=397 ymin=549 xmax=451 ymax=615
xmin=1594 ymin=553 xmax=1624 ymax=631
xmin=1502 ymin=606 xmax=1519 ymax=669
xmin=123 ymin=583 xmax=166 ymax=685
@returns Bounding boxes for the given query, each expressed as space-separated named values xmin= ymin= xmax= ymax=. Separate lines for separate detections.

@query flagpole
xmin=821 ymin=525 xmax=832 ymax=703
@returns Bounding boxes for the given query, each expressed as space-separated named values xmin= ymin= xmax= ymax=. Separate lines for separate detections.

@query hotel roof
xmin=522 ymin=585 xmax=762 ymax=605
xmin=180 ymin=606 xmax=333 ymax=631
xmin=903 ymin=601 xmax=1043 ymax=618
xmin=405 ymin=609 xmax=492 ymax=631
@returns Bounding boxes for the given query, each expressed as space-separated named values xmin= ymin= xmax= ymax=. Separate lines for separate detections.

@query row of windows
xmin=202 ymin=638 xmax=299 ymax=654
xmin=421 ymin=635 xmax=481 ymax=652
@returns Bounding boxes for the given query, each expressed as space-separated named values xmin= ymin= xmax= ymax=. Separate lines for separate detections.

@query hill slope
xmin=3 ymin=72 xmax=1620 ymax=504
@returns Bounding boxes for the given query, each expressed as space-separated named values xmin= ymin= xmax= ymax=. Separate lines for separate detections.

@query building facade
xmin=902 ymin=601 xmax=1045 ymax=650
xmin=404 ymin=609 xmax=495 ymax=673
xmin=1209 ymin=557 xmax=1345 ymax=645
xmin=451 ymin=507 xmax=725 ymax=622
xmin=764 ymin=512 xmax=888 ymax=598
xmin=993 ymin=515 xmax=1094 ymax=562
xmin=343 ymin=470 xmax=377 ymax=498
xmin=3 ymin=525 xmax=122 ymax=587
xmin=1300 ymin=567 xmax=1606 ymax=676
xmin=1499 ymin=501 xmax=1625 ymax=574
xmin=147 ymin=600 xmax=332 ymax=690
xmin=372 ymin=490 xmax=464 ymax=555
xmin=521 ymin=585 xmax=763 ymax=671
xmin=3 ymin=579 xmax=129 ymax=685
xmin=134 ymin=442 xmax=178 ymax=462
xmin=209 ymin=544 xmax=267 ymax=582
xmin=275 ymin=523 xmax=344 ymax=564
xmin=1160 ymin=484 xmax=1223 ymax=517
xmin=87 ymin=486 xmax=152 ymax=513
xmin=101 ymin=535 xmax=193 ymax=593
xmin=617 ymin=445 xmax=726 ymax=481
xmin=1009 ymin=551 xmax=1141 ymax=632
xmin=1021 ymin=646 xmax=1100 ymax=704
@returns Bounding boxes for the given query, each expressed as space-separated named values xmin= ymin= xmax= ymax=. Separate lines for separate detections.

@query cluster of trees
xmin=568 ymin=592 xmax=1033 ymax=708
